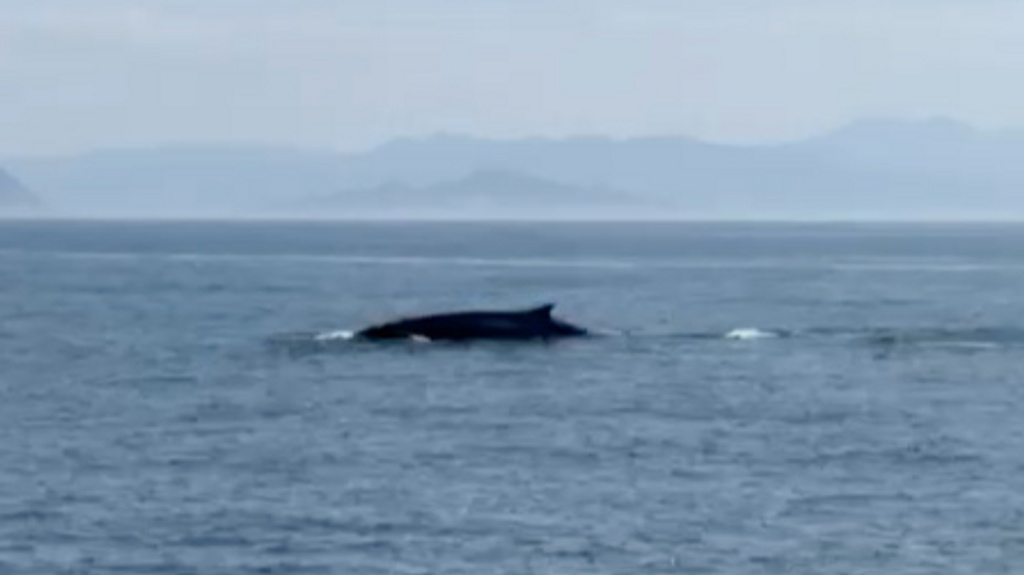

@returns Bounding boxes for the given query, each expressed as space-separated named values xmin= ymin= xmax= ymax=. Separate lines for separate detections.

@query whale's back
xmin=355 ymin=304 xmax=586 ymax=341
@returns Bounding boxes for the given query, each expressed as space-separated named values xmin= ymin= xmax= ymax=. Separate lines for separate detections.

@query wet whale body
xmin=354 ymin=304 xmax=588 ymax=342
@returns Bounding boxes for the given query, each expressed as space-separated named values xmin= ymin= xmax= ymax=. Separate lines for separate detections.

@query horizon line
xmin=6 ymin=214 xmax=1024 ymax=226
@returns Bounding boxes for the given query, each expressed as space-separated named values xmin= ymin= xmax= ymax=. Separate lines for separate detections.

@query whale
xmin=354 ymin=303 xmax=588 ymax=342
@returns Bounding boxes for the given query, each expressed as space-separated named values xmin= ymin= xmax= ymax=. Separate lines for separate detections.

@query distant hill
xmin=794 ymin=117 xmax=1024 ymax=183
xmin=332 ymin=133 xmax=771 ymax=196
xmin=7 ymin=118 xmax=1024 ymax=219
xmin=321 ymin=120 xmax=1024 ymax=219
xmin=310 ymin=133 xmax=981 ymax=220
xmin=0 ymin=168 xmax=41 ymax=211
xmin=284 ymin=170 xmax=669 ymax=219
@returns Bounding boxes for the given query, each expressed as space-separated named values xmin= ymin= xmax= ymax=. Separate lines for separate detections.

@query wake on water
xmin=266 ymin=325 xmax=787 ymax=356
xmin=266 ymin=323 xmax=1024 ymax=357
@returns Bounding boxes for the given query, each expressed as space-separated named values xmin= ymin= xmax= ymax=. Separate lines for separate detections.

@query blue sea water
xmin=2 ymin=220 xmax=1024 ymax=574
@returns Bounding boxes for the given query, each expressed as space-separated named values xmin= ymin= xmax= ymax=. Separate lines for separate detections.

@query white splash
xmin=725 ymin=328 xmax=778 ymax=340
xmin=314 ymin=330 xmax=355 ymax=342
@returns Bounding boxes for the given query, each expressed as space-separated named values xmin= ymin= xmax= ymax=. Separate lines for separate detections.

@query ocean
xmin=2 ymin=220 xmax=1023 ymax=573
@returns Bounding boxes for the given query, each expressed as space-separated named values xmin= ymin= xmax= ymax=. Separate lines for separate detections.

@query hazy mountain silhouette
xmin=796 ymin=117 xmax=1024 ymax=182
xmin=284 ymin=170 xmax=668 ymax=219
xmin=316 ymin=122 xmax=1023 ymax=219
xmin=7 ymin=118 xmax=1024 ymax=219
xmin=0 ymin=168 xmax=41 ymax=211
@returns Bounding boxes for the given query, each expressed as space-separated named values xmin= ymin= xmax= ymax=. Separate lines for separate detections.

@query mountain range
xmin=282 ymin=169 xmax=668 ymax=220
xmin=4 ymin=117 xmax=1024 ymax=219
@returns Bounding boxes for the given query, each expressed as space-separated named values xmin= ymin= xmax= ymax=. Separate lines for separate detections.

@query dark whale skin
xmin=355 ymin=304 xmax=587 ymax=342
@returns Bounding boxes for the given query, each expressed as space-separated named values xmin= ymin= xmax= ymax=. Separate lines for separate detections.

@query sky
xmin=2 ymin=0 xmax=1024 ymax=156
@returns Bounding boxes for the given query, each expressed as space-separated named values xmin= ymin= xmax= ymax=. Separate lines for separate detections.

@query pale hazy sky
xmin=2 ymin=0 xmax=1023 ymax=156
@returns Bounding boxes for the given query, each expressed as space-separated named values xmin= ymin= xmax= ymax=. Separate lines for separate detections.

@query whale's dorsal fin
xmin=525 ymin=303 xmax=555 ymax=318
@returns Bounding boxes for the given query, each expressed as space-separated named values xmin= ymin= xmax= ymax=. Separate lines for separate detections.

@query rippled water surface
xmin=2 ymin=221 xmax=1024 ymax=573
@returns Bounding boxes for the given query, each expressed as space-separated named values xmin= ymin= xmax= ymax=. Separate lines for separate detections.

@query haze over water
xmin=2 ymin=221 xmax=1023 ymax=573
